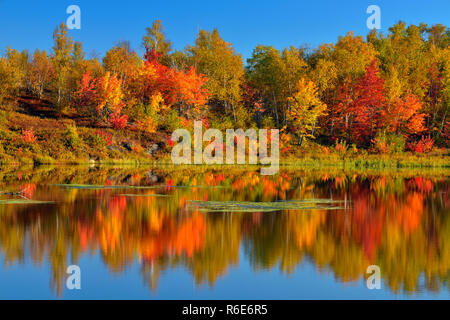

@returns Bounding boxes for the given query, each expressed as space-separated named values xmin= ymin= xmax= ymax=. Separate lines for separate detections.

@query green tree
xmin=142 ymin=20 xmax=172 ymax=64
xmin=188 ymin=29 xmax=244 ymax=122
xmin=51 ymin=23 xmax=74 ymax=108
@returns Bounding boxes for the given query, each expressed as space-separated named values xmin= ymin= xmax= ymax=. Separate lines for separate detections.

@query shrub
xmin=135 ymin=116 xmax=157 ymax=133
xmin=109 ymin=112 xmax=128 ymax=129
xmin=372 ymin=131 xmax=405 ymax=154
xmin=88 ymin=130 xmax=112 ymax=149
xmin=160 ymin=109 xmax=181 ymax=132
xmin=261 ymin=115 xmax=275 ymax=129
xmin=407 ymin=136 xmax=434 ymax=153
xmin=131 ymin=144 xmax=143 ymax=153
xmin=63 ymin=125 xmax=81 ymax=149
xmin=21 ymin=128 xmax=37 ymax=144
xmin=335 ymin=139 xmax=348 ymax=156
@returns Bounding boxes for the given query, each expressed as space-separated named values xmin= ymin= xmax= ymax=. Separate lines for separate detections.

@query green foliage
xmin=372 ymin=130 xmax=406 ymax=154
xmin=261 ymin=115 xmax=275 ymax=129
xmin=86 ymin=131 xmax=109 ymax=150
xmin=188 ymin=28 xmax=244 ymax=121
xmin=142 ymin=20 xmax=173 ymax=61
xmin=63 ymin=124 xmax=81 ymax=149
xmin=159 ymin=109 xmax=181 ymax=132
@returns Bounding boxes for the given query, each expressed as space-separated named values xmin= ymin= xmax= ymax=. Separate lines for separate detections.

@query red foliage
xmin=328 ymin=77 xmax=354 ymax=140
xmin=135 ymin=47 xmax=209 ymax=118
xmin=75 ymin=71 xmax=97 ymax=108
xmin=95 ymin=130 xmax=113 ymax=146
xmin=201 ymin=116 xmax=210 ymax=129
xmin=165 ymin=179 xmax=173 ymax=192
xmin=109 ymin=112 xmax=128 ymax=129
xmin=388 ymin=94 xmax=425 ymax=135
xmin=351 ymin=61 xmax=386 ymax=145
xmin=20 ymin=183 xmax=36 ymax=199
xmin=407 ymin=136 xmax=435 ymax=153
xmin=21 ymin=128 xmax=37 ymax=144
xmin=166 ymin=135 xmax=174 ymax=147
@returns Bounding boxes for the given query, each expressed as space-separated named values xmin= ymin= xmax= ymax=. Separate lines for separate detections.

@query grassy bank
xmin=1 ymin=100 xmax=448 ymax=169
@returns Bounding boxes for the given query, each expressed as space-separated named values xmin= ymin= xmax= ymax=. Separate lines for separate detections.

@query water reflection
xmin=0 ymin=166 xmax=448 ymax=297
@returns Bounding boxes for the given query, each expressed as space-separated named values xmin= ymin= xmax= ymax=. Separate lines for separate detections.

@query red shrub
xmin=21 ymin=129 xmax=37 ymax=144
xmin=109 ymin=112 xmax=128 ymax=129
xmin=166 ymin=135 xmax=174 ymax=147
xmin=95 ymin=130 xmax=113 ymax=146
xmin=407 ymin=136 xmax=434 ymax=153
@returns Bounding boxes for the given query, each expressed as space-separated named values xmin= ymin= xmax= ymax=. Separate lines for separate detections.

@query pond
xmin=0 ymin=165 xmax=449 ymax=299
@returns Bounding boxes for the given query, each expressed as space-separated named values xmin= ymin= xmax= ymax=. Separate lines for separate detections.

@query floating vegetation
xmin=118 ymin=194 xmax=172 ymax=197
xmin=0 ymin=199 xmax=54 ymax=205
xmin=186 ymin=199 xmax=346 ymax=212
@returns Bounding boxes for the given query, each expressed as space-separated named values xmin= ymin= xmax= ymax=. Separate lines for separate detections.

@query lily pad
xmin=0 ymin=199 xmax=55 ymax=205
xmin=186 ymin=199 xmax=346 ymax=212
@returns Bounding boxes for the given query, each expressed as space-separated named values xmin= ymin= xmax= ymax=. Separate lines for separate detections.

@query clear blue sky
xmin=0 ymin=0 xmax=449 ymax=63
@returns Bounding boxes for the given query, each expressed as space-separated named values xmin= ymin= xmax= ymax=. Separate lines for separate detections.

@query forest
xmin=0 ymin=20 xmax=449 ymax=165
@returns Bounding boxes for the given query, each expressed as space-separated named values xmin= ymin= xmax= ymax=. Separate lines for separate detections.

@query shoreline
xmin=1 ymin=154 xmax=449 ymax=170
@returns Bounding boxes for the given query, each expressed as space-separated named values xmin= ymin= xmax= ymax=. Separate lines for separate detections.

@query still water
xmin=0 ymin=165 xmax=449 ymax=299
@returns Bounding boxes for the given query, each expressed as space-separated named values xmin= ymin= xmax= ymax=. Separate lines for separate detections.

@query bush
xmin=372 ymin=131 xmax=405 ymax=154
xmin=109 ymin=112 xmax=128 ymax=129
xmin=261 ymin=115 xmax=275 ymax=129
xmin=160 ymin=109 xmax=181 ymax=132
xmin=21 ymin=128 xmax=37 ymax=144
xmin=407 ymin=136 xmax=435 ymax=153
xmin=87 ymin=130 xmax=112 ymax=149
xmin=63 ymin=125 xmax=81 ymax=149
xmin=335 ymin=139 xmax=348 ymax=156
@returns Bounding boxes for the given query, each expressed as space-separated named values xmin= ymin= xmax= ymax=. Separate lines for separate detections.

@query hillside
xmin=0 ymin=95 xmax=167 ymax=165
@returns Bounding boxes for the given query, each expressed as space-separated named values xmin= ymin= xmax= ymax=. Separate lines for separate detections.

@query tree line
xmin=0 ymin=20 xmax=449 ymax=153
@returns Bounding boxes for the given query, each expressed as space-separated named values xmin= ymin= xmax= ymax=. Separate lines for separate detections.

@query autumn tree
xmin=125 ymin=47 xmax=208 ymax=125
xmin=287 ymin=79 xmax=327 ymax=146
xmin=188 ymin=29 xmax=244 ymax=122
xmin=103 ymin=41 xmax=140 ymax=85
xmin=4 ymin=46 xmax=29 ymax=94
xmin=0 ymin=57 xmax=14 ymax=103
xmin=351 ymin=61 xmax=386 ymax=145
xmin=29 ymin=49 xmax=54 ymax=99
xmin=51 ymin=23 xmax=74 ymax=108
xmin=142 ymin=20 xmax=173 ymax=65
xmin=246 ymin=45 xmax=286 ymax=126
xmin=75 ymin=71 xmax=126 ymax=127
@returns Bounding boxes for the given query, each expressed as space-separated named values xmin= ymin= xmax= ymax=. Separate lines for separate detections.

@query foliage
xmin=21 ymin=129 xmax=37 ymax=144
xmin=406 ymin=136 xmax=435 ymax=153
xmin=372 ymin=130 xmax=406 ymax=154
xmin=0 ymin=20 xmax=449 ymax=162
xmin=287 ymin=79 xmax=327 ymax=145
xmin=89 ymin=130 xmax=113 ymax=148
xmin=63 ymin=124 xmax=81 ymax=149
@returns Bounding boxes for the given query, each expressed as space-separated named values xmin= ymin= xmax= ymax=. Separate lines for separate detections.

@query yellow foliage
xmin=287 ymin=78 xmax=327 ymax=140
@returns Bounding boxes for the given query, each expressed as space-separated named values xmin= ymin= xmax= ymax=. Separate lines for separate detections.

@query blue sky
xmin=0 ymin=0 xmax=449 ymax=62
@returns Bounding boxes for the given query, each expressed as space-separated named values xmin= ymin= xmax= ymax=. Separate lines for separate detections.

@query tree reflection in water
xmin=0 ymin=166 xmax=448 ymax=296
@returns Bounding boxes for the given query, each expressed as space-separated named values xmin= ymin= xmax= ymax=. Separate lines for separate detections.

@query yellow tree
xmin=4 ymin=46 xmax=29 ymax=94
xmin=188 ymin=29 xmax=244 ymax=122
xmin=287 ymin=79 xmax=327 ymax=146
xmin=103 ymin=41 xmax=140 ymax=85
xmin=96 ymin=72 xmax=124 ymax=118
xmin=142 ymin=20 xmax=173 ymax=65
xmin=51 ymin=23 xmax=74 ymax=108
xmin=29 ymin=49 xmax=54 ymax=99
xmin=0 ymin=57 xmax=17 ymax=103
